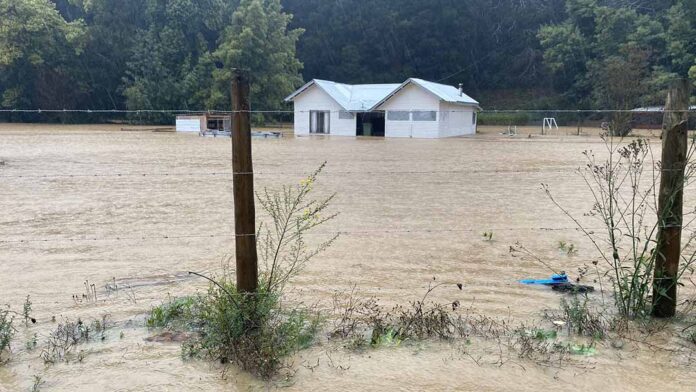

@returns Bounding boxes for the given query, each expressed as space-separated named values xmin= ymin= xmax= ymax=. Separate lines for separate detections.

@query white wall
xmin=292 ymin=85 xmax=356 ymax=136
xmin=439 ymin=102 xmax=477 ymax=137
xmin=378 ymin=84 xmax=441 ymax=138
xmin=176 ymin=116 xmax=204 ymax=132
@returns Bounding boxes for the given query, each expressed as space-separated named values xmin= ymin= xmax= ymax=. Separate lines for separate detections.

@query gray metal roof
xmin=284 ymin=79 xmax=400 ymax=111
xmin=285 ymin=78 xmax=479 ymax=111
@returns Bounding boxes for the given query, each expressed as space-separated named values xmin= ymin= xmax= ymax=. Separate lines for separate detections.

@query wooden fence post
xmin=231 ymin=70 xmax=258 ymax=294
xmin=652 ymin=78 xmax=690 ymax=318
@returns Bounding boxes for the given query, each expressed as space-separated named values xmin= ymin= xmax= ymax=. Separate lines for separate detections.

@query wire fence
xmin=2 ymin=107 xmax=693 ymax=136
xmin=0 ymin=107 xmax=691 ymax=247
xmin=1 ymin=108 xmax=695 ymax=114
xmin=0 ymin=168 xmax=582 ymax=180
xmin=0 ymin=226 xmax=605 ymax=245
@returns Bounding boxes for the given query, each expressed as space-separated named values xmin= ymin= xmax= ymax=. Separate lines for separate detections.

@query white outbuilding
xmin=284 ymin=78 xmax=480 ymax=138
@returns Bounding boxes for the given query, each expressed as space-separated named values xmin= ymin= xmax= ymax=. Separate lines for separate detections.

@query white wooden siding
xmin=378 ymin=84 xmax=441 ymax=138
xmin=292 ymin=85 xmax=356 ymax=136
xmin=176 ymin=116 xmax=204 ymax=132
xmin=439 ymin=102 xmax=476 ymax=137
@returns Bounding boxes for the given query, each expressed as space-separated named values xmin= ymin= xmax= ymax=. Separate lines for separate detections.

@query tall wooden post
xmin=231 ymin=70 xmax=258 ymax=294
xmin=652 ymin=78 xmax=690 ymax=318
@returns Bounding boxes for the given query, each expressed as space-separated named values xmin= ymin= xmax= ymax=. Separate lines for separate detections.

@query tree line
xmin=0 ymin=0 xmax=694 ymax=121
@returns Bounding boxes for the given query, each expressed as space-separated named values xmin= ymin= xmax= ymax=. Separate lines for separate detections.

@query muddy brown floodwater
xmin=0 ymin=124 xmax=694 ymax=391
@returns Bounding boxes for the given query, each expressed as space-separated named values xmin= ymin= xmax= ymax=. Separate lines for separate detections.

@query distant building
xmin=175 ymin=113 xmax=231 ymax=133
xmin=631 ymin=106 xmax=696 ymax=129
xmin=285 ymin=78 xmax=480 ymax=138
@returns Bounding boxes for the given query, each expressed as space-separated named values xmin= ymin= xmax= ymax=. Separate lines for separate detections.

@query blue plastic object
xmin=519 ymin=273 xmax=569 ymax=286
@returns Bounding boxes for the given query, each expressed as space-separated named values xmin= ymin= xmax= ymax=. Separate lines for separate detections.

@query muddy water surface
xmin=0 ymin=125 xmax=694 ymax=391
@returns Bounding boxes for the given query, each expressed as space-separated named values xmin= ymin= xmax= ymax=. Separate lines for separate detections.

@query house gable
xmin=285 ymin=80 xmax=349 ymax=111
xmin=373 ymin=78 xmax=478 ymax=110
xmin=376 ymin=83 xmax=440 ymax=111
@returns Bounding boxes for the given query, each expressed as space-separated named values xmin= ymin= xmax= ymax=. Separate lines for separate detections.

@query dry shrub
xmin=331 ymin=279 xmax=467 ymax=349
xmin=41 ymin=316 xmax=110 ymax=364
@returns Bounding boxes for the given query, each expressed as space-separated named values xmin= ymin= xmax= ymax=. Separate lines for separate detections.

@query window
xmin=338 ymin=110 xmax=354 ymax=120
xmin=472 ymin=112 xmax=477 ymax=125
xmin=412 ymin=111 xmax=437 ymax=121
xmin=387 ymin=110 xmax=410 ymax=121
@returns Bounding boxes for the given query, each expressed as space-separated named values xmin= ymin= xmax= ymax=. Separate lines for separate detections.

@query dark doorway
xmin=310 ymin=110 xmax=330 ymax=134
xmin=356 ymin=112 xmax=385 ymax=137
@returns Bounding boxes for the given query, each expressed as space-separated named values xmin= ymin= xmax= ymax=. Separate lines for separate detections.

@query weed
xmin=527 ymin=328 xmax=557 ymax=340
xmin=256 ymin=162 xmax=338 ymax=292
xmin=31 ymin=375 xmax=44 ymax=392
xmin=553 ymin=295 xmax=607 ymax=339
xmin=512 ymin=325 xmax=570 ymax=363
xmin=152 ymin=164 xmax=336 ymax=380
xmin=151 ymin=280 xmax=322 ymax=379
xmin=26 ymin=333 xmax=38 ymax=351
xmin=568 ymin=342 xmax=597 ymax=356
xmin=557 ymin=241 xmax=578 ymax=256
xmin=72 ymin=280 xmax=98 ymax=304
xmin=23 ymin=296 xmax=35 ymax=326
xmin=544 ymin=137 xmax=696 ymax=318
xmin=147 ymin=297 xmax=199 ymax=330
xmin=40 ymin=317 xmax=109 ymax=364
xmin=0 ymin=306 xmax=15 ymax=363
xmin=331 ymin=279 xmax=466 ymax=349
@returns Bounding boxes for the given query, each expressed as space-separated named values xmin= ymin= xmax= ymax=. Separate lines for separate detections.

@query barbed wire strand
xmin=0 ymin=226 xmax=606 ymax=244
xmin=1 ymin=165 xmax=689 ymax=180
xmin=1 ymin=108 xmax=695 ymax=114
xmin=0 ymin=168 xmax=585 ymax=179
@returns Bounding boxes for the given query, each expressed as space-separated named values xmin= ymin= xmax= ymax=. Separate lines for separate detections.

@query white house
xmin=284 ymin=78 xmax=480 ymax=138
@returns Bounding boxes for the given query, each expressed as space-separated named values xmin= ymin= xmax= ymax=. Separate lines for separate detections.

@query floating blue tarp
xmin=519 ymin=273 xmax=568 ymax=286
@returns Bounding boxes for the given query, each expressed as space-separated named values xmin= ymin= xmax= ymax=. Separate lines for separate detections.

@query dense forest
xmin=0 ymin=0 xmax=695 ymax=118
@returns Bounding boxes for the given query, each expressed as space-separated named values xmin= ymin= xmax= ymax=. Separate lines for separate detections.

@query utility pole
xmin=652 ymin=78 xmax=690 ymax=318
xmin=231 ymin=70 xmax=258 ymax=294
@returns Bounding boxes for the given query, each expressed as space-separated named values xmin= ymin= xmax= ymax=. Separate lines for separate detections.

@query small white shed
xmin=285 ymin=78 xmax=480 ymax=138
xmin=175 ymin=113 xmax=231 ymax=133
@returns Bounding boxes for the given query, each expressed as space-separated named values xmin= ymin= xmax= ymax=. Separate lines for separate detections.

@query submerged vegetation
xmin=149 ymin=282 xmax=321 ymax=379
xmin=148 ymin=164 xmax=335 ymax=379
xmin=0 ymin=305 xmax=15 ymax=364
xmin=330 ymin=279 xmax=466 ymax=350
xmin=41 ymin=316 xmax=110 ymax=365
xmin=544 ymin=135 xmax=696 ymax=318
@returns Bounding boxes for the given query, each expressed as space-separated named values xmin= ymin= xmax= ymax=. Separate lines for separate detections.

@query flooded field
xmin=1 ymin=124 xmax=694 ymax=391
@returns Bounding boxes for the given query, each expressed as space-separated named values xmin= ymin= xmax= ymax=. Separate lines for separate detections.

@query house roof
xmin=284 ymin=79 xmax=400 ymax=111
xmin=285 ymin=78 xmax=479 ymax=111
xmin=372 ymin=78 xmax=479 ymax=109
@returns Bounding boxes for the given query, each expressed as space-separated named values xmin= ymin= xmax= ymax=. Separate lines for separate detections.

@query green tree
xmin=71 ymin=0 xmax=146 ymax=109
xmin=666 ymin=0 xmax=696 ymax=87
xmin=539 ymin=0 xmax=682 ymax=119
xmin=0 ymin=0 xmax=86 ymax=110
xmin=211 ymin=0 xmax=304 ymax=113
xmin=122 ymin=0 xmax=234 ymax=115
